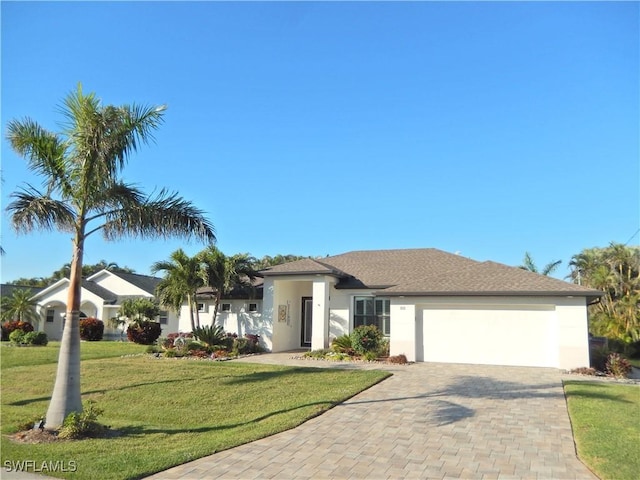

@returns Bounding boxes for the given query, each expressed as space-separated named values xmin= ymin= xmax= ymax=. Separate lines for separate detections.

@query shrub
xmin=605 ymin=353 xmax=632 ymax=378
xmin=23 ymin=331 xmax=48 ymax=346
xmin=58 ymin=401 xmax=105 ymax=439
xmin=570 ymin=367 xmax=596 ymax=376
xmin=303 ymin=349 xmax=331 ymax=359
xmin=350 ymin=325 xmax=383 ymax=355
xmin=388 ymin=354 xmax=408 ymax=364
xmin=2 ymin=320 xmax=34 ymax=341
xmin=127 ymin=321 xmax=162 ymax=345
xmin=331 ymin=335 xmax=354 ymax=355
xmin=192 ymin=325 xmax=227 ymax=348
xmin=9 ymin=329 xmax=25 ymax=344
xmin=79 ymin=318 xmax=104 ymax=341
xmin=232 ymin=338 xmax=254 ymax=356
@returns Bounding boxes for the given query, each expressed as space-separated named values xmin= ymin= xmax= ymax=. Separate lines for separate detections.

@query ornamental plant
xmin=605 ymin=353 xmax=632 ymax=378
xmin=79 ymin=318 xmax=104 ymax=341
xmin=127 ymin=321 xmax=162 ymax=345
xmin=350 ymin=325 xmax=383 ymax=355
xmin=1 ymin=320 xmax=34 ymax=341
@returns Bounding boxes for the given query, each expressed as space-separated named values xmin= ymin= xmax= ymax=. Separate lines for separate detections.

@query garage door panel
xmin=421 ymin=306 xmax=557 ymax=367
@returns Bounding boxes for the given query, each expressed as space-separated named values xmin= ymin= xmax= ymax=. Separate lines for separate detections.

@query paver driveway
xmin=146 ymin=357 xmax=596 ymax=480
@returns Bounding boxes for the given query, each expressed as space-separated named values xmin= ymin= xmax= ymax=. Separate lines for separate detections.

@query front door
xmin=301 ymin=297 xmax=312 ymax=347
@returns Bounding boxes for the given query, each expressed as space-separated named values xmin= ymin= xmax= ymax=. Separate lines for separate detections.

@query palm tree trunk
xmin=45 ymin=236 xmax=84 ymax=429
xmin=187 ymin=293 xmax=196 ymax=332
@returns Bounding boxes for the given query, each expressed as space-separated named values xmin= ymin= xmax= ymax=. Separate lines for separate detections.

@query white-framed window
xmin=46 ymin=309 xmax=55 ymax=323
xmin=353 ymin=297 xmax=390 ymax=336
xmin=197 ymin=303 xmax=206 ymax=313
xmin=221 ymin=303 xmax=231 ymax=312
xmin=159 ymin=311 xmax=168 ymax=325
xmin=248 ymin=303 xmax=258 ymax=312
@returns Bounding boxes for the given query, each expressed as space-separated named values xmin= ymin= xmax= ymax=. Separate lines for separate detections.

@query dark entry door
xmin=301 ymin=297 xmax=312 ymax=347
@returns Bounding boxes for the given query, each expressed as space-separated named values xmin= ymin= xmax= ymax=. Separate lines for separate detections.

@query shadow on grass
xmin=7 ymin=377 xmax=201 ymax=406
xmin=563 ymin=381 xmax=635 ymax=404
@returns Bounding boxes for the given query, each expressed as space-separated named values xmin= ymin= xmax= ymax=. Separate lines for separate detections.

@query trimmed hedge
xmin=79 ymin=318 xmax=104 ymax=341
xmin=127 ymin=321 xmax=162 ymax=345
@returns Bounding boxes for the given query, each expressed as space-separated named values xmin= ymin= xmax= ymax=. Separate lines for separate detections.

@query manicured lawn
xmin=1 ymin=342 xmax=390 ymax=479
xmin=564 ymin=381 xmax=640 ymax=480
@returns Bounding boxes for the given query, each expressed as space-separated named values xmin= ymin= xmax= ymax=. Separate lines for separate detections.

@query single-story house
xmin=257 ymin=248 xmax=602 ymax=370
xmin=29 ymin=270 xmax=180 ymax=339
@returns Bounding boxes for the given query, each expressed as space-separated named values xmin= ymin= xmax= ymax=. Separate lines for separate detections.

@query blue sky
xmin=1 ymin=1 xmax=638 ymax=282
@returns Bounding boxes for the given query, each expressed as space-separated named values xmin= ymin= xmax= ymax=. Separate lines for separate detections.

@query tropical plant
xmin=1 ymin=320 xmax=35 ymax=341
xmin=79 ymin=318 xmax=104 ymax=341
xmin=0 ymin=288 xmax=39 ymax=324
xmin=568 ymin=243 xmax=640 ymax=344
xmin=350 ymin=325 xmax=383 ymax=355
xmin=152 ymin=249 xmax=204 ymax=331
xmin=519 ymin=252 xmax=562 ymax=276
xmin=331 ymin=334 xmax=354 ymax=354
xmin=198 ymin=246 xmax=258 ymax=318
xmin=5 ymin=85 xmax=215 ymax=428
xmin=192 ymin=324 xmax=226 ymax=349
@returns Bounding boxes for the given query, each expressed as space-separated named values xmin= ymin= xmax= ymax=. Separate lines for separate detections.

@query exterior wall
xmin=390 ymin=301 xmax=417 ymax=360
xmin=555 ymin=297 xmax=591 ymax=369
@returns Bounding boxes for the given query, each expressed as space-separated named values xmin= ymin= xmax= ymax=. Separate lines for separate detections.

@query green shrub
xmin=363 ymin=351 xmax=378 ymax=361
xmin=2 ymin=320 xmax=34 ymax=341
xmin=58 ymin=401 xmax=105 ymax=439
xmin=350 ymin=325 xmax=383 ymax=355
xmin=9 ymin=329 xmax=25 ymax=344
xmin=331 ymin=334 xmax=354 ymax=354
xmin=127 ymin=321 xmax=162 ymax=345
xmin=145 ymin=345 xmax=159 ymax=354
xmin=303 ymin=349 xmax=331 ymax=359
xmin=606 ymin=353 xmax=632 ymax=378
xmin=79 ymin=317 xmax=104 ymax=341
xmin=163 ymin=349 xmax=178 ymax=358
xmin=192 ymin=325 xmax=226 ymax=348
xmin=23 ymin=331 xmax=48 ymax=346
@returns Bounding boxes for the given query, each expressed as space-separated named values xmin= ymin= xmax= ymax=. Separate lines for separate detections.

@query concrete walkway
xmin=146 ymin=354 xmax=597 ymax=480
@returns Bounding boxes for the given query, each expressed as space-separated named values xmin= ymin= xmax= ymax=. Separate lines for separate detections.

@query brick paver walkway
xmin=145 ymin=355 xmax=597 ymax=480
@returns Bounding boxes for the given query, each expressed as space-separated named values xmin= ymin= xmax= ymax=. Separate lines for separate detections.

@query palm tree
xmin=1 ymin=289 xmax=39 ymax=325
xmin=198 ymin=246 xmax=257 ymax=319
xmin=152 ymin=249 xmax=204 ymax=331
xmin=5 ymin=85 xmax=215 ymax=428
xmin=519 ymin=252 xmax=562 ymax=276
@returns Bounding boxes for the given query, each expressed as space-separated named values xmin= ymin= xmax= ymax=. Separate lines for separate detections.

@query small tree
xmin=1 ymin=289 xmax=39 ymax=325
xmin=117 ymin=298 xmax=162 ymax=345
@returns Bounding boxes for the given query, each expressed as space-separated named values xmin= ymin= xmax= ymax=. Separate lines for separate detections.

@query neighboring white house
xmin=29 ymin=270 xmax=179 ymax=340
xmin=257 ymin=248 xmax=602 ymax=370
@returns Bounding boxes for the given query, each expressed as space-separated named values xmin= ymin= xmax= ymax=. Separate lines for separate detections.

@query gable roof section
xmin=81 ymin=280 xmax=119 ymax=304
xmin=261 ymin=248 xmax=602 ymax=299
xmin=101 ymin=271 xmax=161 ymax=295
xmin=0 ymin=284 xmax=44 ymax=298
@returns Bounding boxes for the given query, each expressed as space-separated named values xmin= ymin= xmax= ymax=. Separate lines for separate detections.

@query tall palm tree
xmin=519 ymin=252 xmax=562 ymax=276
xmin=152 ymin=249 xmax=204 ymax=331
xmin=5 ymin=85 xmax=215 ymax=428
xmin=1 ymin=289 xmax=39 ymax=324
xmin=198 ymin=246 xmax=257 ymax=319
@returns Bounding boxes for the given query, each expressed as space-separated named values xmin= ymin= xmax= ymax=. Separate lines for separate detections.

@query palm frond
xmin=6 ymin=185 xmax=75 ymax=233
xmin=101 ymin=188 xmax=215 ymax=243
xmin=6 ymin=118 xmax=72 ymax=196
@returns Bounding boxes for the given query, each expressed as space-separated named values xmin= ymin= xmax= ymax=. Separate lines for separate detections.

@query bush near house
xmin=127 ymin=321 xmax=162 ymax=345
xmin=79 ymin=318 xmax=105 ymax=341
xmin=1 ymin=321 xmax=34 ymax=342
xmin=9 ymin=330 xmax=48 ymax=346
xmin=351 ymin=325 xmax=383 ymax=355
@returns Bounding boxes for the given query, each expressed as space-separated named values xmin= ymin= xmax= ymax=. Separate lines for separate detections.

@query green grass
xmin=628 ymin=357 xmax=640 ymax=368
xmin=564 ymin=381 xmax=640 ymax=480
xmin=1 ymin=342 xmax=389 ymax=479
xmin=0 ymin=341 xmax=147 ymax=369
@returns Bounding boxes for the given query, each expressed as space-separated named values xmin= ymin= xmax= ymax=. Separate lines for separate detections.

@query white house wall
xmin=88 ymin=271 xmax=154 ymax=297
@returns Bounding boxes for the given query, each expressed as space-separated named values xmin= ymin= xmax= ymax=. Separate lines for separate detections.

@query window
xmin=354 ymin=297 xmax=390 ymax=336
xmin=46 ymin=309 xmax=55 ymax=323
xmin=248 ymin=303 xmax=258 ymax=312
xmin=221 ymin=303 xmax=231 ymax=312
xmin=197 ymin=303 xmax=206 ymax=313
xmin=159 ymin=311 xmax=168 ymax=325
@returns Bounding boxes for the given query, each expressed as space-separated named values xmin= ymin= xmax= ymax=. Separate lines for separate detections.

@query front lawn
xmin=1 ymin=342 xmax=390 ymax=479
xmin=564 ymin=381 xmax=640 ymax=480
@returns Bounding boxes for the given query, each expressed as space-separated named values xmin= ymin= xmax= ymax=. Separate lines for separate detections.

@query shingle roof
xmin=109 ymin=271 xmax=161 ymax=295
xmin=80 ymin=280 xmax=119 ymax=303
xmin=261 ymin=248 xmax=602 ymax=299
xmin=0 ymin=284 xmax=44 ymax=298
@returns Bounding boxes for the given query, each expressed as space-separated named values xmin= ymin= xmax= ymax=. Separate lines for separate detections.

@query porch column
xmin=390 ymin=301 xmax=416 ymax=361
xmin=311 ymin=276 xmax=332 ymax=351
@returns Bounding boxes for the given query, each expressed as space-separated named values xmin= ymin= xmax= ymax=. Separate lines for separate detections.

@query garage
xmin=418 ymin=303 xmax=558 ymax=367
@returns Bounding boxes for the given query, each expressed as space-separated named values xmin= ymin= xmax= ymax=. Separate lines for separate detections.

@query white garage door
xmin=420 ymin=304 xmax=557 ymax=367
